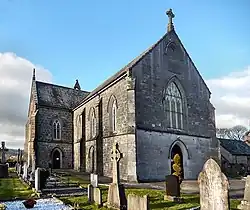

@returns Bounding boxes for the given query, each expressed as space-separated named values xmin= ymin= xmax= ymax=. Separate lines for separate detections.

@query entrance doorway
xmin=170 ymin=144 xmax=184 ymax=178
xmin=52 ymin=149 xmax=61 ymax=169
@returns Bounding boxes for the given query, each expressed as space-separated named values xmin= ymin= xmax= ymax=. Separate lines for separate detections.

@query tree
xmin=216 ymin=125 xmax=248 ymax=140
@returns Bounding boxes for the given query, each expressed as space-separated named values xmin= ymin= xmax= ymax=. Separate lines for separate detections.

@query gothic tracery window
xmin=53 ymin=120 xmax=61 ymax=140
xmin=164 ymin=82 xmax=184 ymax=129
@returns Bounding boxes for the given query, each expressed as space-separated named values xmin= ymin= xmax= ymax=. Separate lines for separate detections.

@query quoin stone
xmin=198 ymin=158 xmax=229 ymax=210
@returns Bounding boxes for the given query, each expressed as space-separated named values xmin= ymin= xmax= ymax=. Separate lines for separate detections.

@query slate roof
xmin=219 ymin=138 xmax=250 ymax=156
xmin=35 ymin=81 xmax=90 ymax=110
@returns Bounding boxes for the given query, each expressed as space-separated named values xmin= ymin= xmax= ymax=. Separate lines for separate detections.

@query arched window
xmin=91 ymin=111 xmax=96 ymax=138
xmin=53 ymin=120 xmax=61 ymax=140
xmin=77 ymin=115 xmax=82 ymax=139
xmin=164 ymin=82 xmax=184 ymax=129
xmin=111 ymin=102 xmax=117 ymax=132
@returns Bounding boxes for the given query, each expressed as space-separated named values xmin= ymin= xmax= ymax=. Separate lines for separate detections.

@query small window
xmin=111 ymin=102 xmax=117 ymax=132
xmin=91 ymin=112 xmax=96 ymax=138
xmin=53 ymin=120 xmax=61 ymax=140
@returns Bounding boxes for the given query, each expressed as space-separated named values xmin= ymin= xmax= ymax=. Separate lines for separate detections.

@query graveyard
xmin=0 ymin=141 xmax=247 ymax=210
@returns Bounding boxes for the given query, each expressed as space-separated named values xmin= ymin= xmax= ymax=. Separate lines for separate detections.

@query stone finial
xmin=32 ymin=68 xmax=36 ymax=81
xmin=74 ymin=79 xmax=81 ymax=90
xmin=166 ymin=8 xmax=175 ymax=32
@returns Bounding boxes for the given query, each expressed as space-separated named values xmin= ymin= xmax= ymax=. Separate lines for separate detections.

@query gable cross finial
xmin=166 ymin=8 xmax=175 ymax=32
xmin=32 ymin=68 xmax=36 ymax=81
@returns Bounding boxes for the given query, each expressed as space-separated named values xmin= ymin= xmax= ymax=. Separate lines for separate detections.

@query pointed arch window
xmin=91 ymin=111 xmax=96 ymax=138
xmin=77 ymin=115 xmax=82 ymax=139
xmin=164 ymin=82 xmax=184 ymax=129
xmin=53 ymin=120 xmax=61 ymax=140
xmin=111 ymin=102 xmax=117 ymax=132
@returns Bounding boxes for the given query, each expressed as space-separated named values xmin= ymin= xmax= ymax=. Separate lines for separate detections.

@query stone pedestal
xmin=107 ymin=183 xmax=127 ymax=209
xmin=0 ymin=164 xmax=8 ymax=178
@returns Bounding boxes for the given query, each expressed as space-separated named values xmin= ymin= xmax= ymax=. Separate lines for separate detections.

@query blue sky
xmin=0 ymin=0 xmax=249 ymax=91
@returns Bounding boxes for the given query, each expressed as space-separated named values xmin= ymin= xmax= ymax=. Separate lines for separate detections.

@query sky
xmin=0 ymin=0 xmax=249 ymax=148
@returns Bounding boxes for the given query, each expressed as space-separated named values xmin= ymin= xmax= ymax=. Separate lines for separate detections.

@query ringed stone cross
xmin=0 ymin=141 xmax=8 ymax=164
xmin=166 ymin=8 xmax=175 ymax=32
xmin=111 ymin=142 xmax=123 ymax=184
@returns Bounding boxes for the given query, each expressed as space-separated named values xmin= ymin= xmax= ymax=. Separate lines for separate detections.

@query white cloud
xmin=0 ymin=52 xmax=52 ymax=149
xmin=206 ymin=66 xmax=250 ymax=129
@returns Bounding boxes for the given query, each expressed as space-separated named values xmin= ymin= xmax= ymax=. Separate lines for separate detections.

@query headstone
xmin=0 ymin=141 xmax=8 ymax=164
xmin=164 ymin=175 xmax=182 ymax=202
xmin=18 ymin=164 xmax=23 ymax=176
xmin=0 ymin=164 xmax=8 ymax=178
xmin=17 ymin=148 xmax=21 ymax=163
xmin=23 ymin=163 xmax=28 ymax=180
xmin=88 ymin=184 xmax=94 ymax=203
xmin=35 ymin=168 xmax=41 ymax=192
xmin=198 ymin=158 xmax=229 ymax=210
xmin=90 ymin=173 xmax=98 ymax=188
xmin=238 ymin=175 xmax=250 ymax=209
xmin=93 ymin=187 xmax=102 ymax=206
xmin=127 ymin=194 xmax=149 ymax=210
xmin=106 ymin=142 xmax=127 ymax=209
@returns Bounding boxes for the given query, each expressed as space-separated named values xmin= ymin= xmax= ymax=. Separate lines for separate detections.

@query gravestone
xmin=164 ymin=175 xmax=182 ymax=202
xmin=93 ymin=187 xmax=102 ymax=206
xmin=90 ymin=173 xmax=98 ymax=188
xmin=198 ymin=158 xmax=229 ymax=210
xmin=35 ymin=168 xmax=41 ymax=192
xmin=23 ymin=163 xmax=28 ymax=180
xmin=106 ymin=142 xmax=127 ymax=209
xmin=17 ymin=148 xmax=21 ymax=163
xmin=238 ymin=175 xmax=250 ymax=209
xmin=127 ymin=194 xmax=149 ymax=210
xmin=0 ymin=141 xmax=8 ymax=164
xmin=88 ymin=184 xmax=94 ymax=203
xmin=0 ymin=142 xmax=9 ymax=178
xmin=0 ymin=164 xmax=8 ymax=178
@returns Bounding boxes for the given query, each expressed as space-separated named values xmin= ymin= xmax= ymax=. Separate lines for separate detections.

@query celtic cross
xmin=111 ymin=142 xmax=122 ymax=184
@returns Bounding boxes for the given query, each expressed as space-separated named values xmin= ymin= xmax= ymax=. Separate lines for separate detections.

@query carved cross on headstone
xmin=111 ymin=142 xmax=123 ymax=184
xmin=0 ymin=141 xmax=8 ymax=164
xmin=166 ymin=8 xmax=175 ymax=32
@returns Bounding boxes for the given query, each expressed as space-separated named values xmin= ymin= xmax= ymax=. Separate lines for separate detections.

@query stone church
xmin=24 ymin=9 xmax=219 ymax=182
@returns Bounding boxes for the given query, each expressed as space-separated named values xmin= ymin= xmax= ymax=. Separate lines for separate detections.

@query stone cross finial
xmin=111 ymin=142 xmax=122 ymax=184
xmin=0 ymin=141 xmax=8 ymax=164
xmin=166 ymin=8 xmax=175 ymax=32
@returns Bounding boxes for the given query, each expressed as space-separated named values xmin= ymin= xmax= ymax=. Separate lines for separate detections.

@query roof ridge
xmin=36 ymin=81 xmax=90 ymax=93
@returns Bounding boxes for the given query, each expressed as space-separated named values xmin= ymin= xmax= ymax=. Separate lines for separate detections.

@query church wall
xmin=73 ymin=77 xmax=137 ymax=181
xmin=36 ymin=142 xmax=72 ymax=168
xmin=36 ymin=107 xmax=73 ymax=168
xmin=136 ymin=129 xmax=212 ymax=181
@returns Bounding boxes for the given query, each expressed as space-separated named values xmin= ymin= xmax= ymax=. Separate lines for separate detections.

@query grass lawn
xmin=60 ymin=186 xmax=241 ymax=210
xmin=0 ymin=172 xmax=33 ymax=201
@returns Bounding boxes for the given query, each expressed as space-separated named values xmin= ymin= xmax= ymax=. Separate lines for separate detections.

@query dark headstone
xmin=165 ymin=175 xmax=180 ymax=197
xmin=0 ymin=164 xmax=8 ymax=178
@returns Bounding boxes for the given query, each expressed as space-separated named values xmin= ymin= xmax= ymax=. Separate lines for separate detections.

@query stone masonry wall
xmin=132 ymin=31 xmax=216 ymax=139
xmin=131 ymin=31 xmax=218 ymax=180
xmin=73 ymin=76 xmax=137 ymax=181
xmin=36 ymin=107 xmax=73 ymax=168
xmin=136 ymin=129 xmax=212 ymax=181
